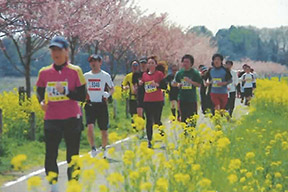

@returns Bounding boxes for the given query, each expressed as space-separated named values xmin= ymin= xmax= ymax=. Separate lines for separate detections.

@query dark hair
xmin=147 ymin=56 xmax=158 ymax=64
xmin=156 ymin=64 xmax=165 ymax=73
xmin=226 ymin=60 xmax=233 ymax=65
xmin=212 ymin=53 xmax=224 ymax=61
xmin=181 ymin=54 xmax=194 ymax=65
xmin=130 ymin=59 xmax=139 ymax=66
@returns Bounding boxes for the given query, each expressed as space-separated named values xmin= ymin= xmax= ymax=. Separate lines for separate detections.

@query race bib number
xmin=88 ymin=79 xmax=101 ymax=91
xmin=245 ymin=78 xmax=253 ymax=83
xmin=212 ymin=78 xmax=222 ymax=87
xmin=181 ymin=79 xmax=192 ymax=90
xmin=145 ymin=81 xmax=157 ymax=93
xmin=46 ymin=81 xmax=69 ymax=102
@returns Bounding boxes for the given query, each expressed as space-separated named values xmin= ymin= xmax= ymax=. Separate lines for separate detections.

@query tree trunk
xmin=94 ymin=40 xmax=99 ymax=54
xmin=25 ymin=34 xmax=32 ymax=98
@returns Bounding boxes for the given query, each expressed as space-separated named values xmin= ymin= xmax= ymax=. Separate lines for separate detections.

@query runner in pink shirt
xmin=36 ymin=36 xmax=86 ymax=192
xmin=142 ymin=56 xmax=167 ymax=148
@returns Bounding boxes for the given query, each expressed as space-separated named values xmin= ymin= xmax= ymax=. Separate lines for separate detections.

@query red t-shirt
xmin=36 ymin=63 xmax=86 ymax=120
xmin=142 ymin=71 xmax=164 ymax=102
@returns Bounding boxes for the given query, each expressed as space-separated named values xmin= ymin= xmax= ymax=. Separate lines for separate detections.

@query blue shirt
xmin=209 ymin=67 xmax=231 ymax=94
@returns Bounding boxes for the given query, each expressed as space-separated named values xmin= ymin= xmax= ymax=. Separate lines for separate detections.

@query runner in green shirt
xmin=173 ymin=54 xmax=202 ymax=124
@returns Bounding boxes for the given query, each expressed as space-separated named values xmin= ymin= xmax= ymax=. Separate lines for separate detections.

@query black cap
xmin=49 ymin=36 xmax=69 ymax=49
xmin=139 ymin=57 xmax=147 ymax=63
xmin=88 ymin=54 xmax=102 ymax=62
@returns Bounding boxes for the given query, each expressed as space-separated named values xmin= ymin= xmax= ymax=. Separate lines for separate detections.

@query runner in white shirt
xmin=225 ymin=60 xmax=239 ymax=117
xmin=84 ymin=54 xmax=114 ymax=158
xmin=240 ymin=65 xmax=254 ymax=106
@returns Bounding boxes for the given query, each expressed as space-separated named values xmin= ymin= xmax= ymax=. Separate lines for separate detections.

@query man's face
xmin=245 ymin=67 xmax=250 ymax=73
xmin=182 ymin=58 xmax=192 ymax=70
xmin=140 ymin=62 xmax=147 ymax=71
xmin=225 ymin=63 xmax=232 ymax=70
xmin=213 ymin=57 xmax=222 ymax=68
xmin=50 ymin=47 xmax=68 ymax=65
xmin=89 ymin=60 xmax=102 ymax=71
xmin=172 ymin=66 xmax=178 ymax=75
xmin=131 ymin=61 xmax=139 ymax=72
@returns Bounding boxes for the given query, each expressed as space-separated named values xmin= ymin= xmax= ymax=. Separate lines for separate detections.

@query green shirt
xmin=175 ymin=68 xmax=202 ymax=102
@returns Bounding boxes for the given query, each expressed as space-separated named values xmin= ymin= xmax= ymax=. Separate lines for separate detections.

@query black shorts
xmin=129 ymin=100 xmax=137 ymax=115
xmin=244 ymin=88 xmax=253 ymax=97
xmin=169 ymin=92 xmax=178 ymax=101
xmin=84 ymin=102 xmax=109 ymax=130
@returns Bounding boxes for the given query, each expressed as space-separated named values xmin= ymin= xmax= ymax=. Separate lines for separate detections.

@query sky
xmin=137 ymin=0 xmax=288 ymax=34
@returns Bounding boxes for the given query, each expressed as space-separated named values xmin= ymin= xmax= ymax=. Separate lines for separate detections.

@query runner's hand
xmin=40 ymin=100 xmax=48 ymax=111
xmin=56 ymin=82 xmax=65 ymax=94
xmin=103 ymin=91 xmax=110 ymax=99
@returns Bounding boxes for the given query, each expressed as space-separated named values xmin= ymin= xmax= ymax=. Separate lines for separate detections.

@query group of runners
xmin=36 ymin=36 xmax=256 ymax=191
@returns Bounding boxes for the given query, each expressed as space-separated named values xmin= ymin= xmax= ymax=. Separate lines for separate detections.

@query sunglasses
xmin=88 ymin=54 xmax=102 ymax=62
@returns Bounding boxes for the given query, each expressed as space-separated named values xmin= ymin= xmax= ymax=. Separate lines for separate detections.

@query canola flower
xmin=11 ymin=154 xmax=27 ymax=171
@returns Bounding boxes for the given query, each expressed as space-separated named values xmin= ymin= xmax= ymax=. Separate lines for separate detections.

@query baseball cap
xmin=88 ymin=54 xmax=102 ymax=62
xmin=49 ymin=36 xmax=69 ymax=49
xmin=199 ymin=66 xmax=208 ymax=72
xmin=139 ymin=57 xmax=147 ymax=63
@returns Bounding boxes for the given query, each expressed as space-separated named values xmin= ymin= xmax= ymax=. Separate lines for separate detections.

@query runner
xmin=36 ymin=36 xmax=86 ymax=192
xmin=198 ymin=65 xmax=213 ymax=114
xmin=165 ymin=64 xmax=179 ymax=119
xmin=84 ymin=54 xmax=114 ymax=158
xmin=206 ymin=54 xmax=232 ymax=112
xmin=239 ymin=65 xmax=254 ymax=106
xmin=132 ymin=57 xmax=148 ymax=118
xmin=225 ymin=60 xmax=239 ymax=117
xmin=238 ymin=64 xmax=248 ymax=103
xmin=173 ymin=54 xmax=202 ymax=124
xmin=142 ymin=56 xmax=166 ymax=148
xmin=122 ymin=60 xmax=140 ymax=130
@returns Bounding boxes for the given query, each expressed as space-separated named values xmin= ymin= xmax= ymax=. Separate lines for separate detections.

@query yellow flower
xmin=192 ymin=164 xmax=201 ymax=171
xmin=276 ymin=184 xmax=282 ymax=190
xmin=123 ymin=150 xmax=135 ymax=165
xmin=245 ymin=152 xmax=255 ymax=160
xmin=99 ymin=184 xmax=108 ymax=192
xmin=109 ymin=132 xmax=120 ymax=143
xmin=275 ymin=172 xmax=282 ymax=178
xmin=46 ymin=172 xmax=58 ymax=184
xmin=66 ymin=179 xmax=82 ymax=192
xmin=228 ymin=174 xmax=238 ymax=184
xmin=240 ymin=177 xmax=246 ymax=183
xmin=217 ymin=137 xmax=231 ymax=149
xmin=140 ymin=182 xmax=152 ymax=191
xmin=198 ymin=178 xmax=211 ymax=188
xmin=107 ymin=172 xmax=124 ymax=187
xmin=129 ymin=171 xmax=140 ymax=180
xmin=228 ymin=159 xmax=241 ymax=170
xmin=94 ymin=159 xmax=109 ymax=174
xmin=82 ymin=169 xmax=96 ymax=183
xmin=11 ymin=154 xmax=27 ymax=171
xmin=174 ymin=173 xmax=190 ymax=184
xmin=156 ymin=178 xmax=168 ymax=192
xmin=27 ymin=176 xmax=41 ymax=191
xmin=246 ymin=172 xmax=252 ymax=178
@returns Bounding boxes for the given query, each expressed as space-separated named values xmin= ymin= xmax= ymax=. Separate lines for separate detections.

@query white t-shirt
xmin=227 ymin=70 xmax=239 ymax=93
xmin=84 ymin=70 xmax=114 ymax=102
xmin=240 ymin=73 xmax=254 ymax=88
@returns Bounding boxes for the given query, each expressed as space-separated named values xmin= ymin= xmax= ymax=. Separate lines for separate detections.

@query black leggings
xmin=226 ymin=92 xmax=236 ymax=116
xmin=144 ymin=102 xmax=163 ymax=141
xmin=179 ymin=101 xmax=197 ymax=123
xmin=44 ymin=118 xmax=82 ymax=182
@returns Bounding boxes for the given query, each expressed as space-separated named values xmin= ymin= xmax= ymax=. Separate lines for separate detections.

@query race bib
xmin=181 ymin=79 xmax=192 ymax=90
xmin=212 ymin=78 xmax=222 ymax=87
xmin=145 ymin=81 xmax=157 ymax=93
xmin=88 ymin=79 xmax=101 ymax=91
xmin=46 ymin=81 xmax=69 ymax=102
xmin=245 ymin=78 xmax=253 ymax=83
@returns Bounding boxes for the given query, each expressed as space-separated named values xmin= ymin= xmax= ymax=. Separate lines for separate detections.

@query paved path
xmin=1 ymin=99 xmax=248 ymax=192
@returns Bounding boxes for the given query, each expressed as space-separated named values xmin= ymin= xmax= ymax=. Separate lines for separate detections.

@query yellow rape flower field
xmin=2 ymin=79 xmax=288 ymax=191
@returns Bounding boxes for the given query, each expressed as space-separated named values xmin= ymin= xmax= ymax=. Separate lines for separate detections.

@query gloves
xmin=102 ymin=91 xmax=110 ymax=99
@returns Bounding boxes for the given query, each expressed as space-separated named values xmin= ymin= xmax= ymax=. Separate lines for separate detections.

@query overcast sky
xmin=137 ymin=0 xmax=288 ymax=34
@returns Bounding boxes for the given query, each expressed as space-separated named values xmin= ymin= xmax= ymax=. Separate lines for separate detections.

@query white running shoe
xmin=90 ymin=149 xmax=97 ymax=158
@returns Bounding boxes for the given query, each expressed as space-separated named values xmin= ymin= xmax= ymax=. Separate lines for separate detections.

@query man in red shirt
xmin=36 ymin=36 xmax=86 ymax=192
